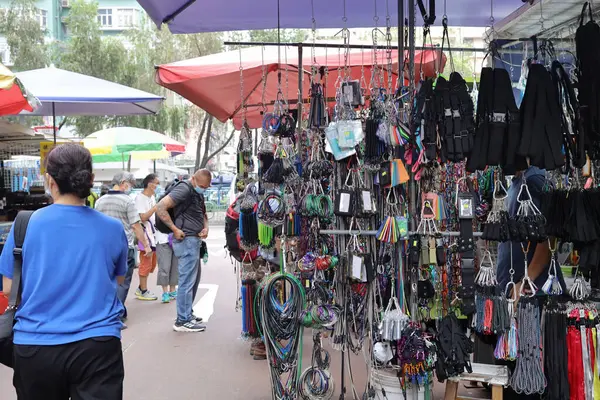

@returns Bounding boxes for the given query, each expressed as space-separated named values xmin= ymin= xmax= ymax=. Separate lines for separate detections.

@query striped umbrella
xmin=84 ymin=127 xmax=186 ymax=162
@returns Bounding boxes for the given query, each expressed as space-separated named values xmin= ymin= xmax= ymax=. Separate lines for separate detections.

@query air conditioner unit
xmin=61 ymin=0 xmax=70 ymax=7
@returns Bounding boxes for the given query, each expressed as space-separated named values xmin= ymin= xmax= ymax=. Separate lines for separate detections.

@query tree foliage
xmin=0 ymin=0 xmax=309 ymax=169
xmin=0 ymin=0 xmax=48 ymax=71
xmin=55 ymin=0 xmax=225 ymax=139
xmin=249 ymin=29 xmax=307 ymax=44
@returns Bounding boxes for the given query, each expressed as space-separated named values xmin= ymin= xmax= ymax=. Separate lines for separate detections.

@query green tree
xmin=0 ymin=0 xmax=48 ymax=71
xmin=58 ymin=0 xmax=131 ymax=135
xmin=249 ymin=29 xmax=308 ymax=44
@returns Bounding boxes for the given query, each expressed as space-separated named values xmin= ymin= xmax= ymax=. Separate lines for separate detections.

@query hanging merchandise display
xmin=576 ymin=1 xmax=600 ymax=160
xmin=219 ymin=0 xmax=600 ymax=398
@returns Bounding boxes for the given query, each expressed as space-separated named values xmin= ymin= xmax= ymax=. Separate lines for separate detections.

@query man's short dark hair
xmin=142 ymin=173 xmax=159 ymax=189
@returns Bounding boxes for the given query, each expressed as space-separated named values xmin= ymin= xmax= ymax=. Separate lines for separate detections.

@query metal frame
xmin=320 ymin=229 xmax=484 ymax=237
xmin=222 ymin=41 xmax=486 ymax=53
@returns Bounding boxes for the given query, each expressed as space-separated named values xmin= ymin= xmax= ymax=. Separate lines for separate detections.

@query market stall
xmin=140 ymin=0 xmax=600 ymax=399
xmin=15 ymin=66 xmax=164 ymax=143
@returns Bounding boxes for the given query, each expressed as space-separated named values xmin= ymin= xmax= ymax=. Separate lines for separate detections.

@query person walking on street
xmin=96 ymin=172 xmax=154 ymax=325
xmin=0 ymin=144 xmax=127 ymax=399
xmin=157 ymin=169 xmax=211 ymax=332
xmin=156 ymin=233 xmax=178 ymax=303
xmin=134 ymin=174 xmax=160 ymax=301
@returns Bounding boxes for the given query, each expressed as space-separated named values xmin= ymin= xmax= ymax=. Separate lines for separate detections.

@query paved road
xmin=0 ymin=226 xmax=488 ymax=399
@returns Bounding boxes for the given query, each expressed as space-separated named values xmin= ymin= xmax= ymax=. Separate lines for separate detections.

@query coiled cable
xmin=257 ymin=273 xmax=306 ymax=400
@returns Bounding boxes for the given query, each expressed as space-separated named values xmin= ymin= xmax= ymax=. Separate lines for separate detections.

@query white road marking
xmin=192 ymin=284 xmax=219 ymax=323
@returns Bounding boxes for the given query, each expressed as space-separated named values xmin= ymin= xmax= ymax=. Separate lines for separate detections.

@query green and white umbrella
xmin=84 ymin=127 xmax=186 ymax=162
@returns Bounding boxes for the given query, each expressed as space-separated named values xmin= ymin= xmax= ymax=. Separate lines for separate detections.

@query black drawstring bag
xmin=576 ymin=2 xmax=600 ymax=159
xmin=467 ymin=67 xmax=525 ymax=173
xmin=517 ymin=63 xmax=564 ymax=171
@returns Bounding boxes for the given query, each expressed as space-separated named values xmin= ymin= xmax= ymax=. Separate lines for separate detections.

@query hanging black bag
xmin=576 ymin=2 xmax=600 ymax=159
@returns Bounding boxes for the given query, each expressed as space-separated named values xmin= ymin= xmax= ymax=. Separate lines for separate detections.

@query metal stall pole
xmin=297 ymin=44 xmax=303 ymax=154
xmin=408 ymin=0 xmax=417 ymax=231
xmin=398 ymin=0 xmax=405 ymax=79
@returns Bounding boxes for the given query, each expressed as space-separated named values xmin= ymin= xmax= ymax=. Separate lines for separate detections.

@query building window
xmin=38 ymin=9 xmax=47 ymax=30
xmin=97 ymin=9 xmax=112 ymax=27
xmin=117 ymin=8 xmax=134 ymax=28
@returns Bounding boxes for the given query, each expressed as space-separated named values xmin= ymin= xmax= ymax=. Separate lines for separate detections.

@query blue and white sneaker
xmin=161 ymin=293 xmax=170 ymax=303
xmin=169 ymin=291 xmax=177 ymax=299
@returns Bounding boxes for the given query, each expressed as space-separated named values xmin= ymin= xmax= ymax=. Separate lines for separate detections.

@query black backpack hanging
xmin=434 ymin=17 xmax=475 ymax=163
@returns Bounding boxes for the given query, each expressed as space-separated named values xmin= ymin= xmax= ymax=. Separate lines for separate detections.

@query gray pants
xmin=156 ymin=243 xmax=178 ymax=287
xmin=192 ymin=258 xmax=202 ymax=303
xmin=117 ymin=248 xmax=136 ymax=319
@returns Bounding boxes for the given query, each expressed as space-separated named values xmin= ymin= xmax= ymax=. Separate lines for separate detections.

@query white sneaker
xmin=136 ymin=290 xmax=158 ymax=301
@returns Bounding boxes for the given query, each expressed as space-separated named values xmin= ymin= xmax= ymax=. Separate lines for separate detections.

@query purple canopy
xmin=137 ymin=0 xmax=526 ymax=33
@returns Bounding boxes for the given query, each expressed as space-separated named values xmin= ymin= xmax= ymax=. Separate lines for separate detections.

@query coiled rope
xmin=258 ymin=273 xmax=306 ymax=400
xmin=509 ymin=297 xmax=546 ymax=395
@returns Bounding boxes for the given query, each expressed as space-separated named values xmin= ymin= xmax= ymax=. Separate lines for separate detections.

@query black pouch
xmin=357 ymin=188 xmax=377 ymax=215
xmin=436 ymin=238 xmax=446 ymax=266
xmin=508 ymin=217 xmax=520 ymax=241
xmin=334 ymin=189 xmax=355 ymax=216
xmin=418 ymin=279 xmax=436 ymax=299
xmin=409 ymin=235 xmax=421 ymax=266
xmin=379 ymin=162 xmax=392 ymax=187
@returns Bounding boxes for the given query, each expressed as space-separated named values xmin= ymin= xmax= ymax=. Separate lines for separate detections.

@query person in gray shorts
xmin=156 ymin=233 xmax=178 ymax=303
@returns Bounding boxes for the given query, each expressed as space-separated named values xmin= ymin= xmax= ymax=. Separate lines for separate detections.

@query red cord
xmin=483 ymin=298 xmax=493 ymax=334
xmin=568 ymin=325 xmax=585 ymax=400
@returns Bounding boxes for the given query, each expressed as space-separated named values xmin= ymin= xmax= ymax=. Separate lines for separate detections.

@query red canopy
xmin=157 ymin=46 xmax=445 ymax=129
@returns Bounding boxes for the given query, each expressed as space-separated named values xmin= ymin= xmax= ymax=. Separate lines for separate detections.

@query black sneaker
xmin=191 ymin=313 xmax=203 ymax=323
xmin=173 ymin=321 xmax=206 ymax=332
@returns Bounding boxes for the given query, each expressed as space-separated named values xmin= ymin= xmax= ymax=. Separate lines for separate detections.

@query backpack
xmin=85 ymin=191 xmax=98 ymax=208
xmin=0 ymin=210 xmax=34 ymax=368
xmin=155 ymin=181 xmax=194 ymax=234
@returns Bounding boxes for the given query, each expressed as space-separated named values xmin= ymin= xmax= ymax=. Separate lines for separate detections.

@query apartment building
xmin=0 ymin=0 xmax=145 ymax=65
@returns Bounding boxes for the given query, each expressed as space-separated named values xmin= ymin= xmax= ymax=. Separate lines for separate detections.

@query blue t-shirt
xmin=0 ymin=204 xmax=127 ymax=345
xmin=497 ymin=167 xmax=566 ymax=293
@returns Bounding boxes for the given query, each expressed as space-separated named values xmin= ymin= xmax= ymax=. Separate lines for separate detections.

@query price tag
xmin=458 ymin=193 xmax=474 ymax=219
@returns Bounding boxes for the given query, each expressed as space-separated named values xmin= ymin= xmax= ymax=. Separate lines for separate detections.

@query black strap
xmin=580 ymin=2 xmax=594 ymax=26
xmin=456 ymin=193 xmax=475 ymax=315
xmin=8 ymin=211 xmax=34 ymax=308
xmin=417 ymin=0 xmax=436 ymax=25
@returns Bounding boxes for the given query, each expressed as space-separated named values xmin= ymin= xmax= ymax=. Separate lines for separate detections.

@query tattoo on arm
xmin=132 ymin=223 xmax=150 ymax=249
xmin=157 ymin=196 xmax=178 ymax=231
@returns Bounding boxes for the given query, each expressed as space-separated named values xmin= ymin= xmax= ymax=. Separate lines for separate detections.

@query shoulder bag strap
xmin=8 ymin=210 xmax=34 ymax=308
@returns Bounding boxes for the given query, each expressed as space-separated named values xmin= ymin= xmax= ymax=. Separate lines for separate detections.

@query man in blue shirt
xmin=495 ymin=166 xmax=566 ymax=400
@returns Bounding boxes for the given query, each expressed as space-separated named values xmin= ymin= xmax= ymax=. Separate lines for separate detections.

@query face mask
xmin=44 ymin=175 xmax=52 ymax=198
xmin=124 ymin=184 xmax=132 ymax=195
xmin=195 ymin=187 xmax=206 ymax=195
